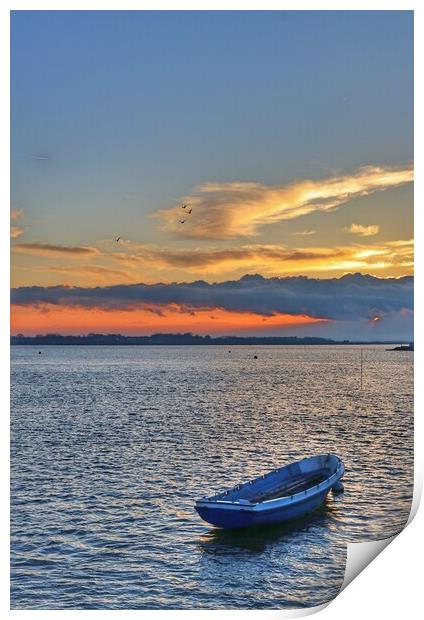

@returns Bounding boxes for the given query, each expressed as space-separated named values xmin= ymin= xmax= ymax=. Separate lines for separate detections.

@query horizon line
xmin=10 ymin=332 xmax=413 ymax=345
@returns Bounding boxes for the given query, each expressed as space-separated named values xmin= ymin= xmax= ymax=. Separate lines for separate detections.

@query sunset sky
xmin=10 ymin=11 xmax=413 ymax=339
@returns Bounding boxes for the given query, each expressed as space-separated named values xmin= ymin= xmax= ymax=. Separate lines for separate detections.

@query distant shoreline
xmin=10 ymin=334 xmax=412 ymax=346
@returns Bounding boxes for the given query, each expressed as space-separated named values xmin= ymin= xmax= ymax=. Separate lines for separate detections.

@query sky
xmin=10 ymin=10 xmax=414 ymax=339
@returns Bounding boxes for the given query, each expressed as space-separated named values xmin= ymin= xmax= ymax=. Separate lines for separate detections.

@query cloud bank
xmin=157 ymin=165 xmax=413 ymax=239
xmin=11 ymin=273 xmax=413 ymax=322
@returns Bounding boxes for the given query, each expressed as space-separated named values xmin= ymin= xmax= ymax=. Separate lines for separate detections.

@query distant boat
xmin=195 ymin=454 xmax=344 ymax=529
xmin=386 ymin=342 xmax=414 ymax=351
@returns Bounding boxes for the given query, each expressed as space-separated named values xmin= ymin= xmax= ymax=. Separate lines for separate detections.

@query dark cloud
xmin=11 ymin=273 xmax=413 ymax=321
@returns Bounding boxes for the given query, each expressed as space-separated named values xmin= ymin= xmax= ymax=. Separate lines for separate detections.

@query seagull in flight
xmin=115 ymin=237 xmax=121 ymax=242
xmin=179 ymin=220 xmax=186 ymax=224
xmin=187 ymin=208 xmax=192 ymax=214
xmin=182 ymin=204 xmax=189 ymax=209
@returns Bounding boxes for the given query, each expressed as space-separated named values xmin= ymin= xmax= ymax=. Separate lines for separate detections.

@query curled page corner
xmin=341 ymin=535 xmax=397 ymax=591
xmin=407 ymin=472 xmax=422 ymax=526
xmin=340 ymin=474 xmax=422 ymax=594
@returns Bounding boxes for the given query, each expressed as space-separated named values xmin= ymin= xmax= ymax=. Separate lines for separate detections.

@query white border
xmin=2 ymin=2 xmax=421 ymax=618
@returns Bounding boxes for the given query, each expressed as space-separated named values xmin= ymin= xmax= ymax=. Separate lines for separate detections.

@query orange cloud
xmin=11 ymin=303 xmax=327 ymax=336
xmin=107 ymin=239 xmax=414 ymax=277
xmin=11 ymin=237 xmax=414 ymax=289
xmin=157 ymin=165 xmax=413 ymax=239
xmin=11 ymin=226 xmax=24 ymax=239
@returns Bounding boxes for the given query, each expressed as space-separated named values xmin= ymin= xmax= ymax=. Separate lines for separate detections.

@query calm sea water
xmin=11 ymin=345 xmax=413 ymax=609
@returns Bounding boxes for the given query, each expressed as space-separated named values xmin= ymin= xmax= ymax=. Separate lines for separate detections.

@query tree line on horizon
xmin=10 ymin=332 xmax=393 ymax=346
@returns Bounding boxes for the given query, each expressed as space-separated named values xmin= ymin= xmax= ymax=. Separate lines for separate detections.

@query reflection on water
xmin=11 ymin=345 xmax=413 ymax=609
xmin=199 ymin=501 xmax=337 ymax=555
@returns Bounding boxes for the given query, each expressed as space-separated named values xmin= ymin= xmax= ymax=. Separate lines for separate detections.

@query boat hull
xmin=195 ymin=454 xmax=344 ymax=529
xmin=196 ymin=489 xmax=330 ymax=529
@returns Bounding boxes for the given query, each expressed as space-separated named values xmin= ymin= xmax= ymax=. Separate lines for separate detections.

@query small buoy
xmin=332 ymin=481 xmax=344 ymax=494
xmin=253 ymin=355 xmax=258 ymax=359
xmin=38 ymin=351 xmax=42 ymax=355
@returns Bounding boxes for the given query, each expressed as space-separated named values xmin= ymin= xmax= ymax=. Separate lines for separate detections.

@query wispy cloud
xmin=49 ymin=264 xmax=132 ymax=278
xmin=13 ymin=243 xmax=100 ymax=258
xmin=112 ymin=243 xmax=345 ymax=270
xmin=106 ymin=238 xmax=414 ymax=277
xmin=10 ymin=208 xmax=24 ymax=238
xmin=345 ymin=223 xmax=380 ymax=237
xmin=157 ymin=165 xmax=413 ymax=239
xmin=293 ymin=229 xmax=317 ymax=236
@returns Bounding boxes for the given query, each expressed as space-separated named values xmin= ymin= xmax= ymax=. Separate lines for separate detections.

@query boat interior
xmin=209 ymin=455 xmax=339 ymax=504
xmin=247 ymin=469 xmax=330 ymax=503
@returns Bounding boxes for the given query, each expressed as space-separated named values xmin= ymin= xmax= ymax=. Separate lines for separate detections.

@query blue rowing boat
xmin=195 ymin=454 xmax=344 ymax=529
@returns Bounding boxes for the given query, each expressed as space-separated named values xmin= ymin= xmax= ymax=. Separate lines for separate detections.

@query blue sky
xmin=11 ymin=11 xmax=413 ymax=245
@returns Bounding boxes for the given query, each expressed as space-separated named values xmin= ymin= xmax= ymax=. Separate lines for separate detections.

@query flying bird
xmin=187 ymin=208 xmax=192 ymax=214
xmin=115 ymin=237 xmax=121 ymax=242
xmin=181 ymin=204 xmax=189 ymax=209
xmin=179 ymin=220 xmax=186 ymax=224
